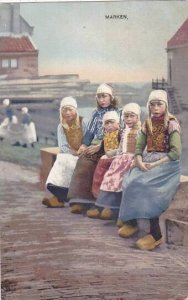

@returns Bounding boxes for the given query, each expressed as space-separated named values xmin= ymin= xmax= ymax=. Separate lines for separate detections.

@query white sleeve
xmin=57 ymin=124 xmax=71 ymax=153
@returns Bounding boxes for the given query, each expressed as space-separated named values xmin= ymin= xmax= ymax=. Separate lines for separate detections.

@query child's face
xmin=61 ymin=106 xmax=77 ymax=122
xmin=149 ymin=100 xmax=166 ymax=117
xmin=96 ymin=93 xmax=111 ymax=108
xmin=104 ymin=119 xmax=119 ymax=133
xmin=124 ymin=112 xmax=138 ymax=128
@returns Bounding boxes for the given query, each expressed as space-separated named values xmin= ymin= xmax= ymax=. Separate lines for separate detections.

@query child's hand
xmin=70 ymin=149 xmax=78 ymax=156
xmin=135 ymin=155 xmax=149 ymax=172
xmin=137 ymin=162 xmax=149 ymax=171
xmin=144 ymin=162 xmax=157 ymax=170
xmin=84 ymin=144 xmax=100 ymax=155
xmin=145 ymin=158 xmax=169 ymax=170
xmin=100 ymin=154 xmax=108 ymax=159
xmin=130 ymin=160 xmax=136 ymax=170
xmin=106 ymin=149 xmax=117 ymax=158
xmin=77 ymin=144 xmax=87 ymax=155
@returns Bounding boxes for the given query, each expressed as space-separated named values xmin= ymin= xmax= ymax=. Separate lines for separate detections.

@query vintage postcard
xmin=1 ymin=1 xmax=188 ymax=300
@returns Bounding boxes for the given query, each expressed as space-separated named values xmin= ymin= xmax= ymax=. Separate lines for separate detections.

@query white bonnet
xmin=3 ymin=98 xmax=10 ymax=106
xmin=60 ymin=97 xmax=77 ymax=109
xmin=102 ymin=111 xmax=119 ymax=125
xmin=123 ymin=102 xmax=141 ymax=116
xmin=21 ymin=107 xmax=28 ymax=113
xmin=96 ymin=83 xmax=113 ymax=97
xmin=147 ymin=90 xmax=168 ymax=108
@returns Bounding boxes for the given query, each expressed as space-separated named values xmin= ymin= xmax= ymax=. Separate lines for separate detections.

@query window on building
xmin=2 ymin=59 xmax=9 ymax=68
xmin=10 ymin=58 xmax=18 ymax=68
xmin=1 ymin=58 xmax=18 ymax=69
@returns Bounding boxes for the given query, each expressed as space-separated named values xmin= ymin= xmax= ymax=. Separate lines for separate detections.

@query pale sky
xmin=20 ymin=1 xmax=188 ymax=83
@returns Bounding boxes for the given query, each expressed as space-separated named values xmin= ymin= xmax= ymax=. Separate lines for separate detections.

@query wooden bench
xmin=161 ymin=175 xmax=188 ymax=247
xmin=39 ymin=147 xmax=188 ymax=246
xmin=39 ymin=147 xmax=60 ymax=190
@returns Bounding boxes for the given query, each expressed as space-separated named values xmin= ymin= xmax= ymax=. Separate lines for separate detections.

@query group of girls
xmin=42 ymin=83 xmax=182 ymax=251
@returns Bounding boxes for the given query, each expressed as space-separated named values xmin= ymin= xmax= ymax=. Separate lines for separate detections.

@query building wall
xmin=0 ymin=53 xmax=38 ymax=78
xmin=18 ymin=54 xmax=38 ymax=78
xmin=167 ymin=46 xmax=188 ymax=106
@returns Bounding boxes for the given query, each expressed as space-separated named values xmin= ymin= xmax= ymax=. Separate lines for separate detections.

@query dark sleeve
xmin=82 ymin=110 xmax=98 ymax=146
xmin=22 ymin=114 xmax=32 ymax=125
xmin=82 ymin=131 xmax=95 ymax=146
xmin=5 ymin=107 xmax=14 ymax=120
xmin=100 ymin=140 xmax=104 ymax=152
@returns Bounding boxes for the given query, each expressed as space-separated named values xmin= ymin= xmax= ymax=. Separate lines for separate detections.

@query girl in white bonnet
xmin=42 ymin=96 xmax=87 ymax=208
xmin=68 ymin=83 xmax=120 ymax=214
xmin=90 ymin=110 xmax=121 ymax=201
xmin=118 ymin=90 xmax=181 ymax=251
xmin=87 ymin=103 xmax=141 ymax=220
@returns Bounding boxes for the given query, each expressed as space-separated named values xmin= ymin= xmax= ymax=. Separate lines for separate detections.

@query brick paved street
xmin=1 ymin=161 xmax=188 ymax=300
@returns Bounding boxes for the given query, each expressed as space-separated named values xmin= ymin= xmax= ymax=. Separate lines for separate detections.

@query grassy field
xmin=0 ymin=142 xmax=49 ymax=167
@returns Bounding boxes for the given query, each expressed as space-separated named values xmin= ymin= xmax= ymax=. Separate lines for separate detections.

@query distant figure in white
xmin=21 ymin=107 xmax=37 ymax=148
xmin=0 ymin=98 xmax=21 ymax=145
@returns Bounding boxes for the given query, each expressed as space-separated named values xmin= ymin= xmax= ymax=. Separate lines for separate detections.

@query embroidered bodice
xmin=63 ymin=117 xmax=84 ymax=151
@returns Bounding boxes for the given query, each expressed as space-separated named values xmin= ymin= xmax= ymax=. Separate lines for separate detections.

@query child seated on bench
xmin=42 ymin=96 xmax=87 ymax=208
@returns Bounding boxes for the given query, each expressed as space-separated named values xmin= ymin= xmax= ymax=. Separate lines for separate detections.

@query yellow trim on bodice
xmin=103 ymin=130 xmax=119 ymax=152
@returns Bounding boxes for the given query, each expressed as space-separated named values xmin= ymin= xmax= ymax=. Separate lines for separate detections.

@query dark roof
xmin=0 ymin=36 xmax=37 ymax=53
xmin=167 ymin=18 xmax=188 ymax=48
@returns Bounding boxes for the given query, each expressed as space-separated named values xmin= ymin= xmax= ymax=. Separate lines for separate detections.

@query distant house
xmin=0 ymin=3 xmax=38 ymax=79
xmin=0 ymin=35 xmax=38 ymax=79
xmin=166 ymin=18 xmax=188 ymax=111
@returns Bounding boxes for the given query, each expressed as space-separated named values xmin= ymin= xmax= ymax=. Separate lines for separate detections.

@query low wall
xmin=161 ymin=176 xmax=188 ymax=247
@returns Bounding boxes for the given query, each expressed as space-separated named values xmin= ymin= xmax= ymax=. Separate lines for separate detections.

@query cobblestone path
xmin=1 ymin=161 xmax=188 ymax=300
